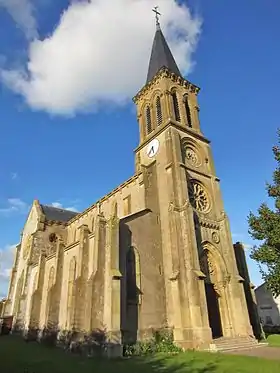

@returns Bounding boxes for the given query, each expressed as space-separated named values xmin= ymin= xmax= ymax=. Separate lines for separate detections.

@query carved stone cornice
xmin=168 ymin=201 xmax=190 ymax=213
xmin=198 ymin=217 xmax=220 ymax=230
xmin=179 ymin=163 xmax=212 ymax=179
xmin=45 ymin=220 xmax=66 ymax=227
xmin=64 ymin=241 xmax=79 ymax=252
xmin=46 ymin=252 xmax=56 ymax=261
xmin=67 ymin=174 xmax=139 ymax=226
xmin=78 ymin=223 xmax=90 ymax=232
xmin=133 ymin=67 xmax=200 ymax=104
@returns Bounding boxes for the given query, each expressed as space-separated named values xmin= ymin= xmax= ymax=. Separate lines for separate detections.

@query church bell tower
xmin=133 ymin=14 xmax=254 ymax=348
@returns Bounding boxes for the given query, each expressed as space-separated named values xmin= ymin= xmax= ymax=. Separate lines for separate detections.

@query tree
xmin=248 ymin=130 xmax=280 ymax=296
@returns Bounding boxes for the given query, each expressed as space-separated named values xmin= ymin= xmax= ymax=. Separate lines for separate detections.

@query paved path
xmin=227 ymin=347 xmax=280 ymax=361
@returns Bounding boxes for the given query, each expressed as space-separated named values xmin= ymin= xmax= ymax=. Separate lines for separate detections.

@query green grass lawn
xmin=267 ymin=334 xmax=280 ymax=347
xmin=1 ymin=335 xmax=280 ymax=373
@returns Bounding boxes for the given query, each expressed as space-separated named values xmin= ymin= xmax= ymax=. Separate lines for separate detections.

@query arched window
xmin=184 ymin=95 xmax=192 ymax=127
xmin=146 ymin=106 xmax=152 ymax=134
xmin=171 ymin=91 xmax=181 ymax=122
xmin=155 ymin=96 xmax=163 ymax=126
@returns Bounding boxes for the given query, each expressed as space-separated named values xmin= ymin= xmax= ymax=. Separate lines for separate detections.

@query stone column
xmin=103 ymin=204 xmax=122 ymax=357
xmin=49 ymin=239 xmax=64 ymax=331
xmin=219 ymin=217 xmax=253 ymax=337
xmin=85 ymin=213 xmax=107 ymax=333
xmin=73 ymin=224 xmax=90 ymax=332
xmin=161 ymin=128 xmax=212 ymax=349
xmin=29 ymin=252 xmax=46 ymax=335
xmin=234 ymin=242 xmax=261 ymax=338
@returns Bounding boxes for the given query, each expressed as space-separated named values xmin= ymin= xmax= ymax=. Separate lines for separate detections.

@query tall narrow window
xmin=146 ymin=106 xmax=152 ymax=134
xmin=123 ymin=195 xmax=131 ymax=216
xmin=156 ymin=96 xmax=163 ymax=126
xmin=184 ymin=95 xmax=192 ymax=127
xmin=171 ymin=92 xmax=181 ymax=122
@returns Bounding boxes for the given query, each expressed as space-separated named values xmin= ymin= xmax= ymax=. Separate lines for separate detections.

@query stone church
xmin=3 ymin=22 xmax=261 ymax=353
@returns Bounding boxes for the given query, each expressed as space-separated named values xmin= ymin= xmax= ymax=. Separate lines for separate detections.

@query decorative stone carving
xmin=46 ymin=233 xmax=57 ymax=257
xmin=168 ymin=201 xmax=190 ymax=213
xmin=185 ymin=147 xmax=201 ymax=167
xmin=198 ymin=217 xmax=220 ymax=230
xmin=188 ymin=181 xmax=210 ymax=213
xmin=212 ymin=231 xmax=220 ymax=244
xmin=133 ymin=67 xmax=200 ymax=104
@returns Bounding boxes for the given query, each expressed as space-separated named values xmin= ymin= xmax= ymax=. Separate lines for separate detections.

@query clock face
xmin=146 ymin=139 xmax=159 ymax=158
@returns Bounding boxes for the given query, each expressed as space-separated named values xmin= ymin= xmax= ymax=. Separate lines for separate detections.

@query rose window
xmin=188 ymin=181 xmax=210 ymax=213
xmin=185 ymin=147 xmax=200 ymax=167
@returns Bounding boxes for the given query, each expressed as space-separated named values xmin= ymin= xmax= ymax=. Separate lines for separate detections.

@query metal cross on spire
xmin=152 ymin=6 xmax=161 ymax=29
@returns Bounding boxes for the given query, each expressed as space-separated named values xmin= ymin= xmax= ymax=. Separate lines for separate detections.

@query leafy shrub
xmin=124 ymin=329 xmax=182 ymax=356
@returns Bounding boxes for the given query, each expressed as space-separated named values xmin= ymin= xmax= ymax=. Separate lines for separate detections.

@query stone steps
xmin=206 ymin=337 xmax=268 ymax=353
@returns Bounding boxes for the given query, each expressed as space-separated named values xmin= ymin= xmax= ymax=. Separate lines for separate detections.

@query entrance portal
xmin=205 ymin=283 xmax=223 ymax=339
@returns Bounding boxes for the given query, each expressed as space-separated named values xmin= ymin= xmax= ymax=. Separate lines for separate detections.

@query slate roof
xmin=40 ymin=204 xmax=79 ymax=223
xmin=146 ymin=27 xmax=182 ymax=83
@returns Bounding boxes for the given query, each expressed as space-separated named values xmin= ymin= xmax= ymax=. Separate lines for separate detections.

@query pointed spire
xmin=146 ymin=8 xmax=182 ymax=83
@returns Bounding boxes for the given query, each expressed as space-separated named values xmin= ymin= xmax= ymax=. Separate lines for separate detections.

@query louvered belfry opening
xmin=156 ymin=96 xmax=163 ymax=126
xmin=171 ymin=92 xmax=181 ymax=122
xmin=184 ymin=95 xmax=192 ymax=127
xmin=146 ymin=106 xmax=152 ymax=134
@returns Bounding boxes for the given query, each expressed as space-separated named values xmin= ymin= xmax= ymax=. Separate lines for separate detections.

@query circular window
xmin=49 ymin=233 xmax=57 ymax=243
xmin=188 ymin=180 xmax=210 ymax=213
xmin=185 ymin=147 xmax=201 ymax=167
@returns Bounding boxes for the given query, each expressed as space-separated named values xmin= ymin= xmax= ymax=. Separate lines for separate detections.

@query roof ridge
xmin=41 ymin=204 xmax=78 ymax=213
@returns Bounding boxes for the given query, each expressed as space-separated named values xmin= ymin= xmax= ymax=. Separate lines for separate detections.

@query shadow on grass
xmin=0 ymin=335 xmax=218 ymax=373
xmin=125 ymin=354 xmax=217 ymax=373
xmin=16 ymin=355 xmax=218 ymax=373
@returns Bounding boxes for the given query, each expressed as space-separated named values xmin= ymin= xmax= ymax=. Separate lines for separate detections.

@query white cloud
xmin=0 ymin=0 xmax=37 ymax=40
xmin=0 ymin=244 xmax=16 ymax=298
xmin=51 ymin=202 xmax=79 ymax=213
xmin=1 ymin=0 xmax=202 ymax=116
xmin=0 ymin=198 xmax=29 ymax=215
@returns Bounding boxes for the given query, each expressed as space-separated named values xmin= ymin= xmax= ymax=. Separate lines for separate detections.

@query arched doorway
xmin=200 ymin=249 xmax=223 ymax=339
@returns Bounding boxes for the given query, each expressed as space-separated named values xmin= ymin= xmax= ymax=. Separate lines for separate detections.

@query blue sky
xmin=0 ymin=0 xmax=279 ymax=297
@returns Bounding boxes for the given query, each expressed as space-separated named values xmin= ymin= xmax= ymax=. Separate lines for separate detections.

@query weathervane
xmin=152 ymin=6 xmax=161 ymax=29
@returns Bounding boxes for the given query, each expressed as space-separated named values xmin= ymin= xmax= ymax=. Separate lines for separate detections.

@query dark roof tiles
xmin=40 ymin=204 xmax=79 ymax=223
xmin=146 ymin=27 xmax=181 ymax=83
